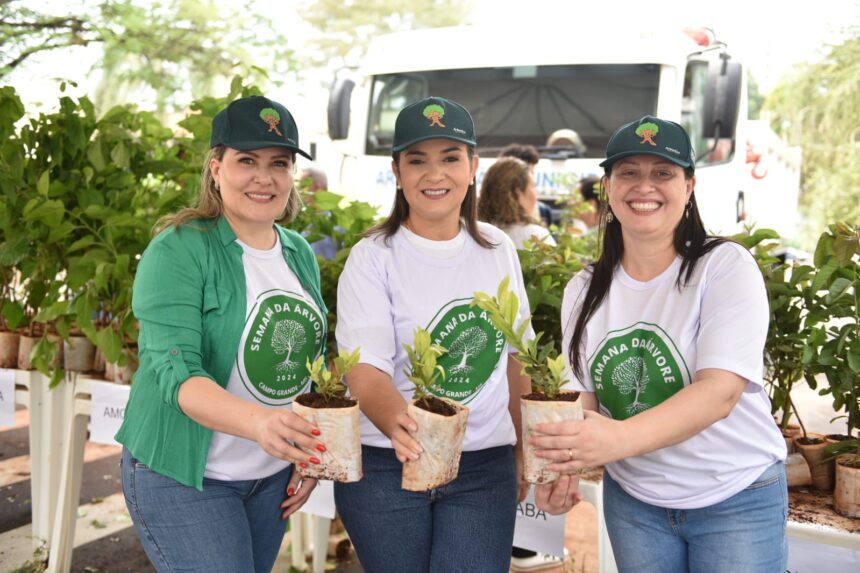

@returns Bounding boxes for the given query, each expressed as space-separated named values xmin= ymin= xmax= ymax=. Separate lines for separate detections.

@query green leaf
xmin=48 ymin=221 xmax=77 ymax=243
xmin=110 ymin=142 xmax=130 ymax=169
xmin=0 ymin=236 xmax=30 ymax=266
xmin=87 ymin=141 xmax=106 ymax=171
xmin=811 ymin=257 xmax=839 ymax=292
xmin=34 ymin=300 xmax=71 ymax=323
xmin=95 ymin=327 xmax=123 ymax=363
xmin=848 ymin=342 xmax=860 ymax=374
xmin=67 ymin=236 xmax=96 ymax=254
xmin=2 ymin=302 xmax=25 ymax=331
xmin=310 ymin=190 xmax=344 ymax=211
xmin=826 ymin=277 xmax=853 ymax=303
xmin=37 ymin=170 xmax=50 ymax=196
xmin=23 ymin=199 xmax=65 ymax=227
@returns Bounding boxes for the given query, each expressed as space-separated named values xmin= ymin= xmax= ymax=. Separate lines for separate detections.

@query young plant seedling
xmin=306 ymin=347 xmax=361 ymax=402
xmin=472 ymin=276 xmax=566 ymax=399
xmin=403 ymin=327 xmax=447 ymax=405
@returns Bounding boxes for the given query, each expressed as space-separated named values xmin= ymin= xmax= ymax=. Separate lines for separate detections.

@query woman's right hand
xmin=389 ymin=411 xmax=423 ymax=463
xmin=254 ymin=408 xmax=324 ymax=467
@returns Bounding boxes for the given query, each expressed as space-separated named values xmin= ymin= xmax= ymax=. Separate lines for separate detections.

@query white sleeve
xmin=696 ymin=243 xmax=769 ymax=391
xmin=561 ymin=271 xmax=592 ymax=392
xmin=335 ymin=240 xmax=396 ymax=377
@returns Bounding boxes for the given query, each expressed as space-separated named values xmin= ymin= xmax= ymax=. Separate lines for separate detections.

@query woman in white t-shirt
xmin=531 ymin=116 xmax=788 ymax=572
xmin=335 ymin=97 xmax=559 ymax=573
xmin=478 ymin=156 xmax=556 ymax=249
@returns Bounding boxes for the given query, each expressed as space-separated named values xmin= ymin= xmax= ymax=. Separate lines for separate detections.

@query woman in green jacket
xmin=116 ymin=96 xmax=328 ymax=573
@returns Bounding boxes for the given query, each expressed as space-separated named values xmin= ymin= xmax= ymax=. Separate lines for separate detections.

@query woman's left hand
xmin=280 ymin=472 xmax=318 ymax=519
xmin=534 ymin=474 xmax=582 ymax=515
xmin=530 ymin=410 xmax=628 ymax=472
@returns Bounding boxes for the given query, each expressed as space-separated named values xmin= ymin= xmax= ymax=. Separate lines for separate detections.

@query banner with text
xmin=89 ymin=381 xmax=131 ymax=445
xmin=513 ymin=486 xmax=566 ymax=557
xmin=0 ymin=369 xmax=14 ymax=427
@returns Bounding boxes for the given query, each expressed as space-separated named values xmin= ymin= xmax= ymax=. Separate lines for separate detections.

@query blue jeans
xmin=121 ymin=448 xmax=291 ymax=572
xmin=335 ymin=445 xmax=518 ymax=573
xmin=603 ymin=461 xmax=788 ymax=573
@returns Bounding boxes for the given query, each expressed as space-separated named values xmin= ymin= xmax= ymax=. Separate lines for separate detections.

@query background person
xmin=299 ymin=164 xmax=339 ymax=260
xmin=532 ymin=116 xmax=788 ymax=572
xmin=478 ymin=156 xmax=557 ymax=249
xmin=335 ymin=97 xmax=537 ymax=573
xmin=569 ymin=175 xmax=601 ymax=235
xmin=498 ymin=143 xmax=556 ymax=228
xmin=116 ymin=95 xmax=328 ymax=572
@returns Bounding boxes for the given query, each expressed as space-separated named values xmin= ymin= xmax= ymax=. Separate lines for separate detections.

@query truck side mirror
xmin=328 ymin=77 xmax=355 ymax=141
xmin=702 ymin=55 xmax=742 ymax=139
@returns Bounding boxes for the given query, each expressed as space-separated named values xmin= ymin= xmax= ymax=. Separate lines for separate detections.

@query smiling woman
xmin=334 ymin=96 xmax=539 ymax=573
xmin=532 ymin=116 xmax=789 ymax=572
xmin=115 ymin=95 xmax=329 ymax=572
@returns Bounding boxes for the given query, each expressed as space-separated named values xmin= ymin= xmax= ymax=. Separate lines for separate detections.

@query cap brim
xmin=392 ymin=134 xmax=476 ymax=153
xmin=599 ymin=150 xmax=693 ymax=170
xmin=226 ymin=141 xmax=314 ymax=161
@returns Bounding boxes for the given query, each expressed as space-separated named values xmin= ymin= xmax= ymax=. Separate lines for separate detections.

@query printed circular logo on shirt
xmin=588 ymin=322 xmax=690 ymax=420
xmin=238 ymin=289 xmax=325 ymax=406
xmin=426 ymin=299 xmax=506 ymax=403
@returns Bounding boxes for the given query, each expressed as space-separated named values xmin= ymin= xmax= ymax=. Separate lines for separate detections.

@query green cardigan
xmin=115 ymin=216 xmax=327 ymax=490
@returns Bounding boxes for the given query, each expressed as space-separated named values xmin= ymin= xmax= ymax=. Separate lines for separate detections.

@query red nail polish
xmin=310 ymin=456 xmax=321 ymax=465
xmin=288 ymin=487 xmax=295 ymax=496
xmin=299 ymin=462 xmax=308 ymax=469
xmin=315 ymin=443 xmax=326 ymax=453
xmin=311 ymin=428 xmax=321 ymax=436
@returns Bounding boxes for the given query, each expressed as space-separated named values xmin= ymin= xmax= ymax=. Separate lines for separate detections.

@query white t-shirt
xmin=205 ymin=237 xmax=326 ymax=481
xmin=501 ymin=222 xmax=556 ymax=249
xmin=336 ymin=222 xmax=534 ymax=451
xmin=562 ymin=241 xmax=786 ymax=509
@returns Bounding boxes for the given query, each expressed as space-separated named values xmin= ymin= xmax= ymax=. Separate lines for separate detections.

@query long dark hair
xmin=364 ymin=145 xmax=493 ymax=248
xmin=567 ymin=165 xmax=727 ymax=379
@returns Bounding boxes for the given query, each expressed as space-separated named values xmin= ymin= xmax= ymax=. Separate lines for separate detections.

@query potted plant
xmin=401 ymin=327 xmax=469 ymax=492
xmin=472 ymin=277 xmax=582 ymax=484
xmin=292 ymin=350 xmax=363 ymax=483
xmin=806 ymin=222 xmax=859 ymax=512
xmin=0 ymin=270 xmax=25 ymax=368
xmin=734 ymin=227 xmax=815 ymax=451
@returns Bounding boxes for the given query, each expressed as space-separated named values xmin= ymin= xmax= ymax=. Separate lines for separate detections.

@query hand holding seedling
xmin=392 ymin=328 xmax=448 ymax=463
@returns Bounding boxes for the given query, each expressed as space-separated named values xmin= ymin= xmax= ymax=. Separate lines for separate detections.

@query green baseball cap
xmin=392 ymin=96 xmax=477 ymax=152
xmin=600 ymin=115 xmax=695 ymax=172
xmin=210 ymin=95 xmax=313 ymax=160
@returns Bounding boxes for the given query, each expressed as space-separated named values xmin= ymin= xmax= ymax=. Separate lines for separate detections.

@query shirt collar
xmin=215 ymin=215 xmax=296 ymax=253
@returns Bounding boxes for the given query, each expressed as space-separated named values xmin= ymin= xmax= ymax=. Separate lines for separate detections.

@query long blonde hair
xmin=153 ymin=145 xmax=302 ymax=235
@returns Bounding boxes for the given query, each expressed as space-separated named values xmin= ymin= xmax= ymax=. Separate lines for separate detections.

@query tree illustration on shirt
xmin=448 ymin=326 xmax=488 ymax=373
xmin=272 ymin=319 xmax=306 ymax=372
xmin=611 ymin=356 xmax=651 ymax=415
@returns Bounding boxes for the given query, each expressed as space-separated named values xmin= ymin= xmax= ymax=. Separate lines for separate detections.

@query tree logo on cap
xmin=423 ymin=104 xmax=446 ymax=128
xmin=260 ymin=107 xmax=283 ymax=136
xmin=635 ymin=122 xmax=659 ymax=146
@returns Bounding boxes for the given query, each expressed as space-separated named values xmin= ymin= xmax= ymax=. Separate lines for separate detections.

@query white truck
xmin=321 ymin=24 xmax=767 ymax=234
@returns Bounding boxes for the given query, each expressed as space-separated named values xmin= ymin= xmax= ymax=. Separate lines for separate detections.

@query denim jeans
xmin=603 ymin=461 xmax=788 ymax=573
xmin=335 ymin=445 xmax=518 ymax=573
xmin=121 ymin=448 xmax=291 ymax=572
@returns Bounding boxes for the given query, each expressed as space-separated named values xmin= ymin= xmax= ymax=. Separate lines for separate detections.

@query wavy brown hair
xmin=477 ymin=157 xmax=537 ymax=226
xmin=154 ymin=145 xmax=302 ymax=235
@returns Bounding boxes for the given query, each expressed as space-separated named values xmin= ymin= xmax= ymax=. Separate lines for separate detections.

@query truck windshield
xmin=367 ymin=64 xmax=659 ymax=158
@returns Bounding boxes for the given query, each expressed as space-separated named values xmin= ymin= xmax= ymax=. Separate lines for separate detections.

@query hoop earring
xmin=685 ymin=201 xmax=691 ymax=220
xmin=606 ymin=209 xmax=614 ymax=224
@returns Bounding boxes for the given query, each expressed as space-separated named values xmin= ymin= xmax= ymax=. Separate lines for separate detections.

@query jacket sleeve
xmin=132 ymin=228 xmax=216 ymax=412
